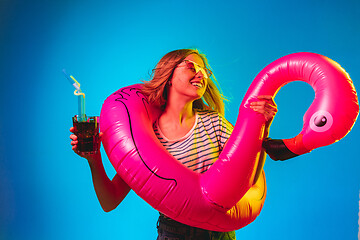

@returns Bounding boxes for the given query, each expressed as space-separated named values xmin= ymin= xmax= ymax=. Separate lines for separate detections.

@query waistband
xmin=157 ymin=214 xmax=210 ymax=237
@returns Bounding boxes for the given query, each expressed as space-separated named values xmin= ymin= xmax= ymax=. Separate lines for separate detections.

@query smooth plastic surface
xmin=100 ymin=52 xmax=358 ymax=231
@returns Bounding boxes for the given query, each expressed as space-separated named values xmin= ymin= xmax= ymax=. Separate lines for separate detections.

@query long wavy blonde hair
xmin=141 ymin=49 xmax=227 ymax=115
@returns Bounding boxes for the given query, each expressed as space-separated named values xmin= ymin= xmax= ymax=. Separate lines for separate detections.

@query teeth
xmin=191 ymin=82 xmax=202 ymax=88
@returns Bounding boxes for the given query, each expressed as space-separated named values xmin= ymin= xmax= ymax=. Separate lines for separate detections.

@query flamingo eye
xmin=309 ymin=110 xmax=333 ymax=132
xmin=314 ymin=115 xmax=327 ymax=127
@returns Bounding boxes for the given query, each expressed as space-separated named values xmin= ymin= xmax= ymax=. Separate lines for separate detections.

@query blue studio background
xmin=1 ymin=0 xmax=359 ymax=239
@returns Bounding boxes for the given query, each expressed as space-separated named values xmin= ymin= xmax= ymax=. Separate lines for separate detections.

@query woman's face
xmin=168 ymin=54 xmax=208 ymax=102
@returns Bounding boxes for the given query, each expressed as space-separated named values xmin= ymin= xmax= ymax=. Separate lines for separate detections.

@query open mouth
xmin=191 ymin=82 xmax=203 ymax=88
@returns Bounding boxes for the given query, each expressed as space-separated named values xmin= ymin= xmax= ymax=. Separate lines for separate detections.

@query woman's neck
xmin=157 ymin=100 xmax=197 ymax=140
xmin=161 ymin=101 xmax=195 ymax=125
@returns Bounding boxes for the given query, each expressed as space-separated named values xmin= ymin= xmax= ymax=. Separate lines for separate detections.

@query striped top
xmin=154 ymin=110 xmax=234 ymax=174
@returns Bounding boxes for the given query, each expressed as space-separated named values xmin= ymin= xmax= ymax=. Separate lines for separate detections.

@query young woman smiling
xmin=70 ymin=49 xmax=277 ymax=240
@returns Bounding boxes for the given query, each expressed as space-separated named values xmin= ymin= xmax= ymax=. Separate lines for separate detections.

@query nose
xmin=194 ymin=71 xmax=207 ymax=86
xmin=195 ymin=70 xmax=204 ymax=79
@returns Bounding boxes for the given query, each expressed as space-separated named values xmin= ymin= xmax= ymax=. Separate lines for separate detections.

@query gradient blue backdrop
xmin=1 ymin=0 xmax=359 ymax=239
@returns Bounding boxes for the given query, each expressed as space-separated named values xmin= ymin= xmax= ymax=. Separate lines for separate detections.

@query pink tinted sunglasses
xmin=179 ymin=59 xmax=212 ymax=79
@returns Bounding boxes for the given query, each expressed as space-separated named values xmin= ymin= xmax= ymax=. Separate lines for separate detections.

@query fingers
xmin=256 ymin=95 xmax=275 ymax=102
xmin=70 ymin=136 xmax=78 ymax=151
xmin=70 ymin=134 xmax=77 ymax=141
xmin=256 ymin=95 xmax=277 ymax=107
xmin=249 ymin=102 xmax=265 ymax=113
xmin=70 ymin=126 xmax=102 ymax=159
xmin=250 ymin=101 xmax=276 ymax=112
xmin=250 ymin=95 xmax=278 ymax=121
xmin=250 ymin=95 xmax=277 ymax=110
xmin=70 ymin=131 xmax=78 ymax=148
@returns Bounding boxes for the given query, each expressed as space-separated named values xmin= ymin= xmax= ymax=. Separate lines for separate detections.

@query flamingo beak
xmin=263 ymin=135 xmax=311 ymax=161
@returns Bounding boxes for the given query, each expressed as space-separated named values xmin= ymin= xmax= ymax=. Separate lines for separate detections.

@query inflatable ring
xmin=100 ymin=52 xmax=359 ymax=231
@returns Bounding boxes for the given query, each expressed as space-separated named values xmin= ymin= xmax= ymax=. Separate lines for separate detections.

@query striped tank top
xmin=153 ymin=110 xmax=234 ymax=174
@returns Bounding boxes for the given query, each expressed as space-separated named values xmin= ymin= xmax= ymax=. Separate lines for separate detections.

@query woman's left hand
xmin=250 ymin=95 xmax=278 ymax=123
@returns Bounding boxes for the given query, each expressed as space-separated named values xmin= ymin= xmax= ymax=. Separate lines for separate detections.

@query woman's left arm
xmin=250 ymin=95 xmax=278 ymax=184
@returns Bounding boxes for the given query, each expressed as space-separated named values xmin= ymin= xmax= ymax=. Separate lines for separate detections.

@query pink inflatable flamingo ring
xmin=100 ymin=52 xmax=358 ymax=231
xmin=261 ymin=53 xmax=359 ymax=160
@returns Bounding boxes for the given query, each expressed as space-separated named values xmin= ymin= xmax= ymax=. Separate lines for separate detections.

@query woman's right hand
xmin=69 ymin=127 xmax=103 ymax=162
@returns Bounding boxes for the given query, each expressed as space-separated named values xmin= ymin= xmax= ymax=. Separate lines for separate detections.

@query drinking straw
xmin=63 ymin=69 xmax=87 ymax=122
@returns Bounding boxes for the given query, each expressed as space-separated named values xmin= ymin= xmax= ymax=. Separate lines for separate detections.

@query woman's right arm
xmin=70 ymin=127 xmax=131 ymax=212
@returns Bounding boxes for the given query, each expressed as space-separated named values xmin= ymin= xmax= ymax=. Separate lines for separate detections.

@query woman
xmin=70 ymin=49 xmax=277 ymax=240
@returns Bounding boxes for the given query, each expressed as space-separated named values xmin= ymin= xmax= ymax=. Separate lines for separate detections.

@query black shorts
xmin=156 ymin=214 xmax=236 ymax=240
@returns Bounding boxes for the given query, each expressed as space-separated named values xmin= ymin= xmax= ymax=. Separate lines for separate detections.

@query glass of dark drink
xmin=72 ymin=115 xmax=100 ymax=153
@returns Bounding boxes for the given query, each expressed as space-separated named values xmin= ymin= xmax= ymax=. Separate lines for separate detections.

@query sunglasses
xmin=179 ymin=60 xmax=212 ymax=79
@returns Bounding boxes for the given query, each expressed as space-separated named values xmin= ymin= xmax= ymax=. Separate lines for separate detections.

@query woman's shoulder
xmin=196 ymin=109 xmax=233 ymax=130
xmin=197 ymin=109 xmax=228 ymax=122
xmin=196 ymin=109 xmax=220 ymax=117
xmin=196 ymin=110 xmax=222 ymax=127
